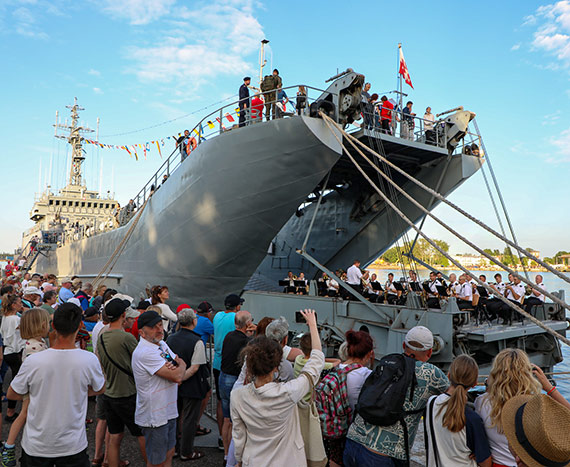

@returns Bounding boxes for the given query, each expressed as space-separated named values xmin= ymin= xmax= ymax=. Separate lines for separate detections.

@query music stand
xmin=294 ymin=280 xmax=307 ymax=288
xmin=436 ymin=285 xmax=448 ymax=297
xmin=422 ymin=283 xmax=432 ymax=295
xmin=278 ymin=280 xmax=290 ymax=287
xmin=410 ymin=282 xmax=422 ymax=293
xmin=393 ymin=282 xmax=404 ymax=292
xmin=476 ymin=286 xmax=489 ymax=298
xmin=371 ymin=282 xmax=383 ymax=292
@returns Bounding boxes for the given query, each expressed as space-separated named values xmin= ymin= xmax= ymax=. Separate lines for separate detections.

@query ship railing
xmin=131 ymin=84 xmax=334 ymax=208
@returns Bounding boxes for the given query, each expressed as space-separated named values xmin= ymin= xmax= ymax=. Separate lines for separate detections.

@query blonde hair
xmin=486 ymin=348 xmax=541 ymax=431
xmin=20 ymin=307 xmax=50 ymax=339
xmin=1 ymin=294 xmax=20 ymax=316
xmin=146 ymin=305 xmax=163 ymax=316
xmin=95 ymin=284 xmax=107 ymax=297
xmin=438 ymin=355 xmax=478 ymax=433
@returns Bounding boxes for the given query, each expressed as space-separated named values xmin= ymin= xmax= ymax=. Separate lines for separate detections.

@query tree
xmin=503 ymin=246 xmax=515 ymax=266
xmin=544 ymin=257 xmax=554 ymax=264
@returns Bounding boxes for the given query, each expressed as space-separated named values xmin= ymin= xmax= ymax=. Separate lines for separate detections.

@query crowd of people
xmin=0 ymin=264 xmax=569 ymax=467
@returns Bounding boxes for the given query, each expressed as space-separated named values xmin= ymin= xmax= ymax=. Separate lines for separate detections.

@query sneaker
xmin=1 ymin=444 xmax=16 ymax=467
xmin=218 ymin=437 xmax=224 ymax=451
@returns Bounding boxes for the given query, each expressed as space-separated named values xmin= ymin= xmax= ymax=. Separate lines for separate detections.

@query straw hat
xmin=502 ymin=394 xmax=570 ymax=467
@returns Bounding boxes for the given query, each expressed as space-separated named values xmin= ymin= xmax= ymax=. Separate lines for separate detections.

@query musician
xmin=347 ymin=260 xmax=368 ymax=296
xmin=447 ymin=273 xmax=460 ymax=296
xmin=367 ymin=273 xmax=384 ymax=303
xmin=407 ymin=270 xmax=421 ymax=294
xmin=436 ymin=272 xmax=448 ymax=288
xmin=475 ymin=274 xmax=490 ymax=316
xmin=426 ymin=271 xmax=442 ymax=309
xmin=297 ymin=272 xmax=308 ymax=295
xmin=384 ymin=273 xmax=400 ymax=304
xmin=317 ymin=272 xmax=328 ymax=297
xmin=486 ymin=273 xmax=506 ymax=321
xmin=326 ymin=273 xmax=340 ymax=297
xmin=456 ymin=275 xmax=473 ymax=310
xmin=283 ymin=271 xmax=297 ymax=294
xmin=523 ymin=274 xmax=546 ymax=315
xmin=500 ymin=275 xmax=525 ymax=324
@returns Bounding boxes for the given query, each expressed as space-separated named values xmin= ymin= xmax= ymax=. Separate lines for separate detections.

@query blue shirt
xmin=278 ymin=89 xmax=288 ymax=101
xmin=58 ymin=287 xmax=74 ymax=304
xmin=194 ymin=315 xmax=214 ymax=346
xmin=213 ymin=311 xmax=236 ymax=371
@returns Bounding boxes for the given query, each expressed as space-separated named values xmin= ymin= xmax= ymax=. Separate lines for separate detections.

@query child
xmin=2 ymin=307 xmax=50 ymax=467
xmin=425 ymin=354 xmax=492 ymax=467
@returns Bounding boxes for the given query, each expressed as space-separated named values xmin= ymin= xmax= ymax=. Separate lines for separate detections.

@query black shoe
xmin=217 ymin=437 xmax=224 ymax=451
xmin=4 ymin=413 xmax=18 ymax=423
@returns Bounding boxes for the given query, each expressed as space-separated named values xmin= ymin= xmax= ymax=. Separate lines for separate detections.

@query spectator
xmin=40 ymin=290 xmax=57 ymax=318
xmin=1 ymin=294 xmax=25 ymax=422
xmin=90 ymin=284 xmax=107 ymax=309
xmin=250 ymin=94 xmax=264 ymax=123
xmin=238 ymin=77 xmax=251 ymax=127
xmin=425 ymin=354 xmax=492 ymax=467
xmin=75 ymin=282 xmax=93 ymax=311
xmin=194 ymin=301 xmax=214 ymax=345
xmin=424 ymin=106 xmax=436 ymax=144
xmin=276 ymin=88 xmax=289 ymax=118
xmin=380 ymin=96 xmax=394 ymax=135
xmin=401 ymin=101 xmax=416 ymax=140
xmin=231 ymin=310 xmax=324 ymax=466
xmin=21 ymin=287 xmax=42 ymax=309
xmin=132 ymin=310 xmax=187 ymax=467
xmin=296 ymin=86 xmax=307 ymax=115
xmin=57 ymin=277 xmax=74 ymax=304
xmin=260 ymin=69 xmax=282 ymax=121
xmin=97 ymin=298 xmax=147 ymax=467
xmin=176 ymin=130 xmax=191 ymax=161
xmin=219 ymin=310 xmax=256 ymax=458
xmin=7 ymin=303 xmax=105 ymax=466
xmin=502 ymin=394 xmax=570 ymax=467
xmin=150 ymin=286 xmax=177 ymax=334
xmin=213 ymin=294 xmax=242 ymax=448
xmin=345 ymin=326 xmax=449 ymax=466
xmin=166 ymin=308 xmax=210 ymax=461
xmin=82 ymin=306 xmax=100 ymax=332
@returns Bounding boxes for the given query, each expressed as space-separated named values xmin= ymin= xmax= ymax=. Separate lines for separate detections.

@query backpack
xmin=356 ymin=353 xmax=420 ymax=463
xmin=314 ymin=363 xmax=361 ymax=439
xmin=260 ymin=74 xmax=276 ymax=92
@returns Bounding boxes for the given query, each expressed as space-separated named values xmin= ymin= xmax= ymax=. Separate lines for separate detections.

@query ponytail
xmin=438 ymin=355 xmax=478 ymax=433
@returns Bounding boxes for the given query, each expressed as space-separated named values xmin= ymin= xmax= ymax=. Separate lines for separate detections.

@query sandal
xmin=180 ymin=451 xmax=204 ymax=461
xmin=91 ymin=458 xmax=103 ymax=467
xmin=195 ymin=425 xmax=211 ymax=436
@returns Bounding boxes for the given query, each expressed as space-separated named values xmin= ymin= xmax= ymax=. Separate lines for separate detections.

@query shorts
xmin=102 ymin=394 xmax=142 ymax=436
xmin=142 ymin=418 xmax=177 ymax=466
xmin=21 ymin=448 xmax=90 ymax=467
xmin=95 ymin=394 xmax=106 ymax=420
xmin=218 ymin=372 xmax=238 ymax=419
xmin=343 ymin=438 xmax=406 ymax=467
xmin=213 ymin=368 xmax=221 ymax=400
xmin=324 ymin=436 xmax=347 ymax=465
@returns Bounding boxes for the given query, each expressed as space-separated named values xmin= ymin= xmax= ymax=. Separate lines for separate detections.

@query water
xmin=368 ymin=268 xmax=570 ymax=398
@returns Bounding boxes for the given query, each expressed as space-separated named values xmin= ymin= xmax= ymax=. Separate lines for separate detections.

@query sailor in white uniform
xmin=426 ymin=271 xmax=442 ymax=309
xmin=456 ymin=275 xmax=473 ymax=310
xmin=524 ymin=274 xmax=547 ymax=315
xmin=447 ymin=273 xmax=460 ymax=297
xmin=486 ymin=273 xmax=506 ymax=321
xmin=385 ymin=273 xmax=399 ymax=304
xmin=501 ymin=275 xmax=526 ymax=324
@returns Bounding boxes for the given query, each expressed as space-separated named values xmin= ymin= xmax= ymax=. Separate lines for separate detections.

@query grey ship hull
xmin=34 ymin=116 xmax=343 ymax=305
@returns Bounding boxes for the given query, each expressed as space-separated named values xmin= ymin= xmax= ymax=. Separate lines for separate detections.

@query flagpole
xmin=397 ymin=43 xmax=403 ymax=119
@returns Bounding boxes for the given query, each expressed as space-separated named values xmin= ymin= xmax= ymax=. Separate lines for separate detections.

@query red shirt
xmin=381 ymin=100 xmax=393 ymax=121
xmin=251 ymin=97 xmax=264 ymax=120
xmin=125 ymin=318 xmax=139 ymax=340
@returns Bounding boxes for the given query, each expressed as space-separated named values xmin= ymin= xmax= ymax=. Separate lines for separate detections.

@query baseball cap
xmin=176 ymin=303 xmax=191 ymax=314
xmin=197 ymin=301 xmax=214 ymax=314
xmin=125 ymin=308 xmax=140 ymax=319
xmin=60 ymin=277 xmax=72 ymax=284
xmin=224 ymin=294 xmax=244 ymax=308
xmin=404 ymin=326 xmax=434 ymax=351
xmin=138 ymin=310 xmax=162 ymax=329
xmin=105 ymin=298 xmax=131 ymax=319
xmin=23 ymin=286 xmax=42 ymax=296
xmin=84 ymin=306 xmax=100 ymax=318
xmin=67 ymin=297 xmax=82 ymax=308
xmin=136 ymin=300 xmax=150 ymax=311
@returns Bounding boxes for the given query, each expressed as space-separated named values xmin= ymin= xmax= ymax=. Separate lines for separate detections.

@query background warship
xmin=20 ymin=69 xmax=568 ymax=372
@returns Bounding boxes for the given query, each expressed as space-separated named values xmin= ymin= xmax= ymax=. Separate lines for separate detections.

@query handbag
xmin=297 ymin=372 xmax=328 ymax=467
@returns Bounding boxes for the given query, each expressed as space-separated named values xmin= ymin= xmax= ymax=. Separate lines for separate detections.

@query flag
xmin=155 ymin=140 xmax=162 ymax=158
xmin=193 ymin=128 xmax=200 ymax=136
xmin=235 ymin=107 xmax=240 ymax=117
xmin=206 ymin=120 xmax=215 ymax=129
xmin=225 ymin=112 xmax=235 ymax=123
xmin=216 ymin=117 xmax=226 ymax=130
xmin=399 ymin=46 xmax=413 ymax=89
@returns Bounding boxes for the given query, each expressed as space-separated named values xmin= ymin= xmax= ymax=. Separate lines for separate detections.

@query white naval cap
xmin=404 ymin=326 xmax=434 ymax=351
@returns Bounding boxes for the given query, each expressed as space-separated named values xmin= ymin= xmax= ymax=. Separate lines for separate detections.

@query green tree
xmin=544 ymin=257 xmax=554 ymax=264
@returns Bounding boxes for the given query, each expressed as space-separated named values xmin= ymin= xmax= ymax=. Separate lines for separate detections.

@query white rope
xmin=319 ymin=112 xmax=570 ymax=348
xmin=344 ymin=124 xmax=570 ymax=287
xmin=332 ymin=119 xmax=570 ymax=315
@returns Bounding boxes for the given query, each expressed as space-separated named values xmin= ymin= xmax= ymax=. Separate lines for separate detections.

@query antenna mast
xmin=259 ymin=39 xmax=269 ymax=86
xmin=54 ymin=97 xmax=94 ymax=188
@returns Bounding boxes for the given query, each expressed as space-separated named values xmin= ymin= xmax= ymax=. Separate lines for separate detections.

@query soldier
xmin=238 ymin=77 xmax=251 ymax=128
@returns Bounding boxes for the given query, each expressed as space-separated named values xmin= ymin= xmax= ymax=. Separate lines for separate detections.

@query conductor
xmin=239 ymin=77 xmax=251 ymax=127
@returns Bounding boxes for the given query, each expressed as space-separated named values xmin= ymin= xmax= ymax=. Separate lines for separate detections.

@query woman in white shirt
xmin=230 ymin=310 xmax=324 ymax=467
xmin=425 ymin=355 xmax=491 ymax=467
xmin=1 ymin=294 xmax=25 ymax=421
xmin=150 ymin=285 xmax=177 ymax=332
xmin=474 ymin=349 xmax=543 ymax=467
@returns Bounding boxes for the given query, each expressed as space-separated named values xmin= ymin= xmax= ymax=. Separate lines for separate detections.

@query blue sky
xmin=1 ymin=0 xmax=569 ymax=257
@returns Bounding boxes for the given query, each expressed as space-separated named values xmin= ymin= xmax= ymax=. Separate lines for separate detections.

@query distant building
xmin=452 ymin=254 xmax=490 ymax=268
xmin=528 ymin=249 xmax=540 ymax=260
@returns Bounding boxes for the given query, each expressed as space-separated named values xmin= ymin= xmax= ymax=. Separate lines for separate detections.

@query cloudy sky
xmin=1 ymin=0 xmax=569 ymax=257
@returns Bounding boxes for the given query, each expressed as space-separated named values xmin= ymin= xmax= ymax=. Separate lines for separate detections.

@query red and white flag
xmin=399 ymin=46 xmax=414 ymax=89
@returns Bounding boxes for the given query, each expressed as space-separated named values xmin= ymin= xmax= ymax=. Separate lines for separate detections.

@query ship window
xmin=87 ymin=202 xmax=91 ymax=208
xmin=62 ymin=201 xmax=66 ymax=206
xmin=55 ymin=200 xmax=60 ymax=206
xmin=81 ymin=202 xmax=85 ymax=208
xmin=75 ymin=202 xmax=79 ymax=207
xmin=106 ymin=204 xmax=110 ymax=209
xmin=49 ymin=200 xmax=53 ymax=205
xmin=100 ymin=203 xmax=103 ymax=208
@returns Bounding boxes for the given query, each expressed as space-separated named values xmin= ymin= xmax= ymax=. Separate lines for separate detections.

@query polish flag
xmin=399 ymin=46 xmax=414 ymax=89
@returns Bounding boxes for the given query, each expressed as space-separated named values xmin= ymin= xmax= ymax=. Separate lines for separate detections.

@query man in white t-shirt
xmin=346 ymin=260 xmax=364 ymax=288
xmin=8 ymin=302 xmax=105 ymax=466
xmin=132 ymin=310 xmax=186 ymax=467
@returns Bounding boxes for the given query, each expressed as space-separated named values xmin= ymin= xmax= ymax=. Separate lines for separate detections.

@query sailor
xmin=367 ymin=273 xmax=383 ymax=303
xmin=407 ymin=270 xmax=421 ymax=295
xmin=500 ymin=274 xmax=526 ymax=325
xmin=347 ymin=260 xmax=367 ymax=296
xmin=326 ymin=273 xmax=340 ymax=297
xmin=283 ymin=271 xmax=296 ymax=294
xmin=436 ymin=272 xmax=448 ymax=288
xmin=447 ymin=273 xmax=460 ymax=296
xmin=385 ymin=273 xmax=399 ymax=305
xmin=239 ymin=77 xmax=251 ymax=127
xmin=456 ymin=275 xmax=473 ymax=310
xmin=524 ymin=274 xmax=547 ymax=315
xmin=426 ymin=271 xmax=442 ymax=309
xmin=297 ymin=272 xmax=308 ymax=295
xmin=486 ymin=273 xmax=506 ymax=321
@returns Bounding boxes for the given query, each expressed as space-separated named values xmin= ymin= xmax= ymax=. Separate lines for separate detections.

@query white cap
xmin=125 ymin=308 xmax=140 ymax=319
xmin=404 ymin=326 xmax=434 ymax=351
xmin=23 ymin=286 xmax=42 ymax=296
xmin=67 ymin=297 xmax=82 ymax=307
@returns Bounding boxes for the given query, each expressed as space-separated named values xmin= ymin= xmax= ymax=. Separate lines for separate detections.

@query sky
xmin=1 ymin=0 xmax=570 ymax=258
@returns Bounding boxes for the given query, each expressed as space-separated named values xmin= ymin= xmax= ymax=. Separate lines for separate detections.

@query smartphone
xmin=161 ymin=350 xmax=179 ymax=367
xmin=295 ymin=311 xmax=317 ymax=323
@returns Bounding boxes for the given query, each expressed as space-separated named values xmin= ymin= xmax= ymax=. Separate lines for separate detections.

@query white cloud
xmin=547 ymin=127 xmax=570 ymax=162
xmin=526 ymin=1 xmax=570 ymax=66
xmin=98 ymin=0 xmax=176 ymax=25
xmin=93 ymin=87 xmax=103 ymax=94
xmin=125 ymin=1 xmax=264 ymax=90
xmin=88 ymin=69 xmax=101 ymax=76
xmin=10 ymin=6 xmax=48 ymax=39
xmin=511 ymin=43 xmax=521 ymax=50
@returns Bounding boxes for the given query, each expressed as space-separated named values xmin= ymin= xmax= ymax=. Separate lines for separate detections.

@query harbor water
xmin=370 ymin=268 xmax=570 ymax=398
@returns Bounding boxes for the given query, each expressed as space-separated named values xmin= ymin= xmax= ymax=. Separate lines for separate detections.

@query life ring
xmin=186 ymin=137 xmax=197 ymax=154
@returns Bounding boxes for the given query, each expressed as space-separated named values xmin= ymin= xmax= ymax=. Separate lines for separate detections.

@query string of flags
xmin=83 ymin=110 xmax=240 ymax=160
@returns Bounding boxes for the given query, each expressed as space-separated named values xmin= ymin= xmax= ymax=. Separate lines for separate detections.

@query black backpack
xmin=260 ymin=74 xmax=276 ymax=92
xmin=356 ymin=353 xmax=420 ymax=464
